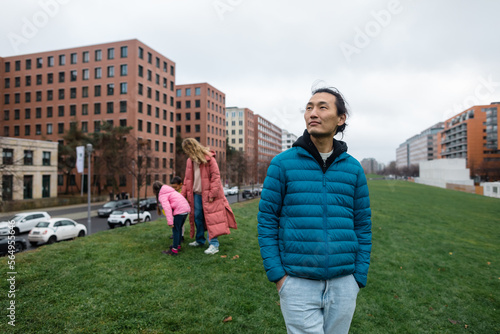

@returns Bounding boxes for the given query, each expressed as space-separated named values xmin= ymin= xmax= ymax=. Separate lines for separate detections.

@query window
xmin=186 ymin=100 xmax=191 ymax=108
xmin=26 ymin=75 xmax=31 ymax=86
xmin=120 ymin=46 xmax=128 ymax=58
xmin=58 ymin=105 xmax=64 ymax=116
xmin=4 ymin=78 xmax=10 ymax=88
xmin=95 ymin=67 xmax=102 ymax=79
xmin=107 ymin=66 xmax=114 ymax=77
xmin=47 ymin=73 xmax=53 ymax=84
xmin=70 ymin=105 xmax=76 ymax=116
xmin=59 ymin=54 xmax=66 ymax=65
xmin=147 ymin=122 xmax=152 ymax=133
xmin=120 ymin=64 xmax=128 ymax=76
xmin=94 ymin=85 xmax=101 ymax=97
xmin=4 ymin=94 xmax=9 ymax=105
xmin=14 ymin=93 xmax=20 ymax=104
xmin=185 ymin=88 xmax=191 ymax=96
xmin=185 ymin=125 xmax=191 ymax=133
xmin=15 ymin=60 xmax=21 ymax=71
xmin=70 ymin=70 xmax=77 ymax=81
xmin=95 ymin=49 xmax=102 ymax=61
xmin=82 ymin=121 xmax=88 ymax=133
xmin=82 ymin=104 xmax=88 ymax=115
xmin=120 ymin=101 xmax=127 ymax=113
xmin=70 ymin=53 xmax=77 ymax=64
xmin=83 ymin=51 xmax=89 ymax=63
xmin=195 ymin=124 xmax=200 ymax=132
xmin=24 ymin=176 xmax=33 ymax=199
xmin=138 ymin=46 xmax=144 ymax=59
xmin=107 ymin=48 xmax=115 ymax=59
xmin=138 ymin=101 xmax=143 ymax=113
xmin=147 ymin=52 xmax=152 ymax=64
xmin=138 ymin=83 xmax=143 ymax=95
xmin=94 ymin=120 xmax=101 ymax=132
xmin=47 ymin=106 xmax=53 ymax=118
xmin=5 ymin=62 xmax=10 ymax=72
xmin=147 ymin=70 xmax=152 ymax=81
xmin=15 ymin=77 xmax=20 ymax=87
xmin=107 ymin=83 xmax=114 ymax=95
xmin=25 ymin=124 xmax=31 ymax=135
xmin=3 ymin=149 xmax=14 ymax=165
xmin=36 ymin=74 xmax=42 ymax=85
xmin=70 ymin=88 xmax=77 ymax=98
xmin=42 ymin=152 xmax=51 ymax=166
xmin=58 ymin=123 xmax=64 ymax=134
xmin=42 ymin=175 xmax=50 ymax=198
xmin=47 ymin=123 xmax=53 ymax=134
xmin=195 ymin=87 xmax=201 ymax=96
xmin=138 ymin=65 xmax=143 ymax=77
xmin=82 ymin=69 xmax=89 ymax=80
xmin=138 ymin=119 xmax=143 ymax=131
xmin=59 ymin=71 xmax=65 ymax=83
xmin=176 ymin=89 xmax=181 ymax=97
xmin=3 ymin=110 xmax=9 ymax=120
xmin=107 ymin=102 xmax=113 ymax=113
xmin=25 ymin=92 xmax=31 ymax=103
xmin=195 ymin=100 xmax=201 ymax=108
xmin=36 ymin=91 xmax=42 ymax=101
xmin=47 ymin=90 xmax=53 ymax=101
xmin=82 ymin=86 xmax=89 ymax=98
xmin=36 ymin=124 xmax=41 ymax=135
xmin=58 ymin=89 xmax=65 ymax=100
xmin=186 ymin=112 xmax=191 ymax=121
xmin=120 ymin=82 xmax=127 ymax=94
xmin=94 ymin=103 xmax=101 ymax=114
xmin=48 ymin=56 xmax=54 ymax=67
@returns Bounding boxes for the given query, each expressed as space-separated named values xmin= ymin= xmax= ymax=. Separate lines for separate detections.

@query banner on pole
xmin=76 ymin=146 xmax=84 ymax=173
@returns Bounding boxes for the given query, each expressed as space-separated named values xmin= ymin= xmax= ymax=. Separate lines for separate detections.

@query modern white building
xmin=481 ymin=182 xmax=500 ymax=199
xmin=396 ymin=122 xmax=444 ymax=169
xmin=282 ymin=129 xmax=298 ymax=151
xmin=1 ymin=137 xmax=58 ymax=201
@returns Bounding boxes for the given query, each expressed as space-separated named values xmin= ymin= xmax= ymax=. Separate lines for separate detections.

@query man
xmin=258 ymin=87 xmax=372 ymax=333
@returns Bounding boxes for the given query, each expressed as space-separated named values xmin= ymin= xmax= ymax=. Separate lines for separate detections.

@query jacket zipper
xmin=322 ymin=172 xmax=328 ymax=278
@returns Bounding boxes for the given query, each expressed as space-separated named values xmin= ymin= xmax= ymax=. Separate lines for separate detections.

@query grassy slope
xmin=1 ymin=181 xmax=499 ymax=333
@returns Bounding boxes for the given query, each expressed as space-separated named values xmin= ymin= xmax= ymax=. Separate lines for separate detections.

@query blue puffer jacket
xmin=258 ymin=131 xmax=372 ymax=287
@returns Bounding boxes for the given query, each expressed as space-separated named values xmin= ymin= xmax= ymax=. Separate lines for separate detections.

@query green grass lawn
xmin=1 ymin=181 xmax=499 ymax=333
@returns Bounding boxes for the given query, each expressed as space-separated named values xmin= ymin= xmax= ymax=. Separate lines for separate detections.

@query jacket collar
xmin=292 ymin=130 xmax=348 ymax=172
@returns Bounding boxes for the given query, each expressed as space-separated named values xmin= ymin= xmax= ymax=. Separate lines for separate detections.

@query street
xmin=0 ymin=192 xmax=254 ymax=253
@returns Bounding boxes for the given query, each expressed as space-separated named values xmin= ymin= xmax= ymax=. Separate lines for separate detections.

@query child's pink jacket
xmin=158 ymin=185 xmax=191 ymax=225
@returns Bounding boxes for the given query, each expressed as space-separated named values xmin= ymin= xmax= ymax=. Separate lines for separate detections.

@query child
xmin=153 ymin=181 xmax=190 ymax=256
xmin=169 ymin=176 xmax=186 ymax=242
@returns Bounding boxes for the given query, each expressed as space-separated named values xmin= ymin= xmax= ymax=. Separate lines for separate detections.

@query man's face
xmin=304 ymin=92 xmax=346 ymax=138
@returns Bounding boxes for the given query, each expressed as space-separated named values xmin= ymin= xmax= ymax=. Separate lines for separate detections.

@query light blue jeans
xmin=194 ymin=194 xmax=219 ymax=247
xmin=278 ymin=274 xmax=360 ymax=334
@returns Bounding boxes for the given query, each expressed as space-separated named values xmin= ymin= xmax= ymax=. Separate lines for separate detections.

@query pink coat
xmin=181 ymin=153 xmax=237 ymax=239
xmin=157 ymin=185 xmax=191 ymax=226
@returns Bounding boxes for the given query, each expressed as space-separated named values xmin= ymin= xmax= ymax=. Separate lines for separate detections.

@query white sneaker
xmin=189 ymin=241 xmax=202 ymax=247
xmin=204 ymin=245 xmax=219 ymax=255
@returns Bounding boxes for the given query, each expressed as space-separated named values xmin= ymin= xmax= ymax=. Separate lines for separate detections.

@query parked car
xmin=107 ymin=208 xmax=151 ymax=228
xmin=138 ymin=197 xmax=157 ymax=211
xmin=223 ymin=187 xmax=230 ymax=196
xmin=97 ymin=199 xmax=133 ymax=217
xmin=28 ymin=218 xmax=87 ymax=246
xmin=228 ymin=186 xmax=239 ymax=195
xmin=242 ymin=189 xmax=255 ymax=199
xmin=0 ymin=211 xmax=51 ymax=236
xmin=0 ymin=236 xmax=27 ymax=255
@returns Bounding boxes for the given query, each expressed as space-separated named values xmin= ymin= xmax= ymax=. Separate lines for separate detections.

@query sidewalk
xmin=0 ymin=201 xmax=108 ymax=221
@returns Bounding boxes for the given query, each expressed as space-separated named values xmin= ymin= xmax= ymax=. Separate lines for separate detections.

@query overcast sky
xmin=1 ymin=0 xmax=499 ymax=165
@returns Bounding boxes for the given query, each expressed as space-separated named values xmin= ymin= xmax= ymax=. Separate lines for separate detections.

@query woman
xmin=181 ymin=138 xmax=237 ymax=255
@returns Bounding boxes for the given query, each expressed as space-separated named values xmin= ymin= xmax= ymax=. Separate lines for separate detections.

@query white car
xmin=223 ymin=187 xmax=230 ymax=196
xmin=228 ymin=186 xmax=239 ymax=195
xmin=0 ymin=212 xmax=51 ymax=236
xmin=28 ymin=218 xmax=86 ymax=246
xmin=107 ymin=208 xmax=151 ymax=229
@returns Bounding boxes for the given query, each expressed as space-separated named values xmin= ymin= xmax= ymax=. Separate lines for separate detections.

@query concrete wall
xmin=416 ymin=158 xmax=474 ymax=188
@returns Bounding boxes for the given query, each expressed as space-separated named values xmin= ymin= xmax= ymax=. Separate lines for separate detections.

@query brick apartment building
xmin=226 ymin=106 xmax=256 ymax=184
xmin=0 ymin=39 xmax=177 ymax=198
xmin=438 ymin=102 xmax=500 ymax=181
xmin=175 ymin=83 xmax=226 ymax=181
xmin=254 ymin=114 xmax=282 ymax=184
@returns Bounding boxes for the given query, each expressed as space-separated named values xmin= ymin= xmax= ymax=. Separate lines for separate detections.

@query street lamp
xmin=86 ymin=143 xmax=93 ymax=234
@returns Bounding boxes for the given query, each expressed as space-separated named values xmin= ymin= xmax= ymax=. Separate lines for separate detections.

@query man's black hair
xmin=312 ymin=87 xmax=349 ymax=135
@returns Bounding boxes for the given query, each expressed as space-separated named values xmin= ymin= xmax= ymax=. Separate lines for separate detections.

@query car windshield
xmin=7 ymin=214 xmax=24 ymax=222
xmin=103 ymin=202 xmax=117 ymax=208
xmin=36 ymin=222 xmax=50 ymax=228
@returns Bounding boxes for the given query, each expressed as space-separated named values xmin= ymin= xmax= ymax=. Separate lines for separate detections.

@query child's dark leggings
xmin=173 ymin=214 xmax=188 ymax=249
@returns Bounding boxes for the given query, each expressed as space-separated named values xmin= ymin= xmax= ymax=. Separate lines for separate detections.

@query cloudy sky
xmin=1 ymin=0 xmax=499 ymax=165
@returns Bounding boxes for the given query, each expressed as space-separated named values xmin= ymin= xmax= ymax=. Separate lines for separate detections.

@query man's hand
xmin=276 ymin=275 xmax=288 ymax=292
